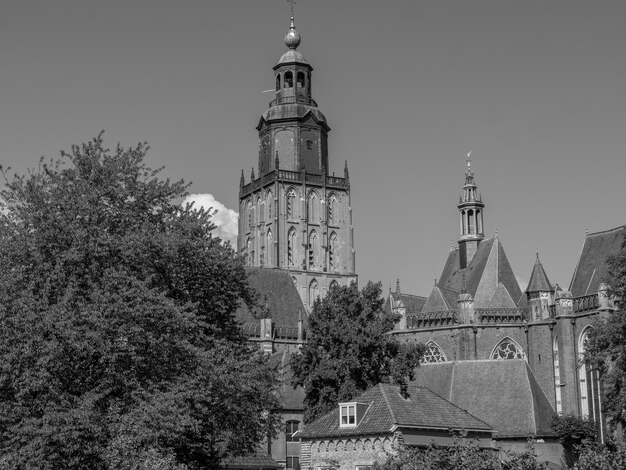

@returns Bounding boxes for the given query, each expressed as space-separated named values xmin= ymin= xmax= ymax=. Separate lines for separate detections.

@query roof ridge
xmin=586 ymin=225 xmax=626 ymax=238
xmin=379 ymin=384 xmax=398 ymax=425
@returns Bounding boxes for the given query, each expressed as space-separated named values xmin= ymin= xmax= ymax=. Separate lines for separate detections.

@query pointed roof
xmin=569 ymin=225 xmax=625 ymax=296
xmin=430 ymin=236 xmax=522 ymax=310
xmin=236 ymin=268 xmax=306 ymax=327
xmin=384 ymin=292 xmax=427 ymax=315
xmin=298 ymin=383 xmax=493 ymax=439
xmin=526 ymin=255 xmax=553 ymax=293
xmin=412 ymin=361 xmax=555 ymax=438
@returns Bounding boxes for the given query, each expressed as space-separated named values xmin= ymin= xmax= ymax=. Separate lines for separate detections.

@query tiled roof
xmin=222 ymin=446 xmax=281 ymax=469
xmin=422 ymin=285 xmax=456 ymax=312
xmin=412 ymin=361 xmax=554 ymax=438
xmin=385 ymin=292 xmax=428 ymax=314
xmin=299 ymin=383 xmax=493 ymax=439
xmin=569 ymin=225 xmax=625 ymax=297
xmin=526 ymin=256 xmax=553 ymax=293
xmin=431 ymin=237 xmax=522 ymax=310
xmin=236 ymin=268 xmax=306 ymax=327
xmin=268 ymin=350 xmax=305 ymax=411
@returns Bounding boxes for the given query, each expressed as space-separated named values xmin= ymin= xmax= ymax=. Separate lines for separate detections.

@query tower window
xmin=286 ymin=420 xmax=300 ymax=442
xmin=305 ymin=139 xmax=313 ymax=150
xmin=286 ymin=189 xmax=296 ymax=219
xmin=284 ymin=71 xmax=293 ymax=88
xmin=297 ymin=71 xmax=305 ymax=88
xmin=309 ymin=231 xmax=318 ymax=269
xmin=329 ymin=232 xmax=338 ymax=270
xmin=288 ymin=228 xmax=296 ymax=266
xmin=276 ymin=74 xmax=281 ymax=91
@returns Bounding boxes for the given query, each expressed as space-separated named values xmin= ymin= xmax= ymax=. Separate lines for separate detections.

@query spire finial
xmin=284 ymin=1 xmax=301 ymax=50
xmin=464 ymin=151 xmax=475 ymax=184
xmin=396 ymin=278 xmax=401 ymax=296
xmin=585 ymin=224 xmax=589 ymax=236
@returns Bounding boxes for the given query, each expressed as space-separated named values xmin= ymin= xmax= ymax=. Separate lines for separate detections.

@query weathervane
xmin=287 ymin=0 xmax=297 ymax=17
xmin=466 ymin=151 xmax=472 ymax=168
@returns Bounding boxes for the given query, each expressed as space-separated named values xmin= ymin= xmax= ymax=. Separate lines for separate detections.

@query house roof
xmin=428 ymin=237 xmax=522 ymax=311
xmin=411 ymin=360 xmax=555 ymax=438
xmin=569 ymin=225 xmax=625 ymax=297
xmin=236 ymin=268 xmax=306 ymax=328
xmin=526 ymin=255 xmax=553 ymax=293
xmin=221 ymin=446 xmax=281 ymax=469
xmin=298 ymin=383 xmax=493 ymax=439
xmin=267 ymin=350 xmax=305 ymax=411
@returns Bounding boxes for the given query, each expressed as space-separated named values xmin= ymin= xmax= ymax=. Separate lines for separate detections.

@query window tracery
xmin=422 ymin=341 xmax=446 ymax=363
xmin=491 ymin=338 xmax=524 ymax=360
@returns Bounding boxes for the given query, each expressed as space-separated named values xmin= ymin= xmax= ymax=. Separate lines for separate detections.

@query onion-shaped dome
xmin=284 ymin=16 xmax=301 ymax=49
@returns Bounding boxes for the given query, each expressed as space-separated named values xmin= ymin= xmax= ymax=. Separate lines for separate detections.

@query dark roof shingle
xmin=299 ymin=383 xmax=493 ymax=439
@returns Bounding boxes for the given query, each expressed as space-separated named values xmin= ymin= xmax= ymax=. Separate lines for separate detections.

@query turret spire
xmin=457 ymin=154 xmax=485 ymax=268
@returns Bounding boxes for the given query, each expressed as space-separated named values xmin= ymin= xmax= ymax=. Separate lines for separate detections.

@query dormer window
xmin=340 ymin=403 xmax=356 ymax=427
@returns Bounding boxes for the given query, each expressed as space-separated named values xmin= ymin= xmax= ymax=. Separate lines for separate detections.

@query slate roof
xmin=411 ymin=361 xmax=555 ymax=438
xmin=298 ymin=383 xmax=493 ymax=439
xmin=526 ymin=256 xmax=553 ymax=293
xmin=236 ymin=268 xmax=306 ymax=328
xmin=569 ymin=225 xmax=625 ymax=297
xmin=385 ymin=292 xmax=427 ymax=314
xmin=427 ymin=237 xmax=522 ymax=311
xmin=267 ymin=350 xmax=305 ymax=411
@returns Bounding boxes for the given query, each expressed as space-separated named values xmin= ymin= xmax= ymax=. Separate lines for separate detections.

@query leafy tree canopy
xmin=0 ymin=134 xmax=280 ymax=469
xmin=291 ymin=281 xmax=424 ymax=423
xmin=372 ymin=439 xmax=548 ymax=470
xmin=584 ymin=234 xmax=626 ymax=429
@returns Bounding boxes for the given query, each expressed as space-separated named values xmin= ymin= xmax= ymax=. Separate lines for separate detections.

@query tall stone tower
xmin=238 ymin=16 xmax=357 ymax=311
xmin=458 ymin=157 xmax=485 ymax=269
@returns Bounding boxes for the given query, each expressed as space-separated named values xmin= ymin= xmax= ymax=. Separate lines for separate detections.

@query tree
xmin=584 ymin=234 xmax=626 ymax=429
xmin=551 ymin=414 xmax=598 ymax=466
xmin=0 ymin=134 xmax=280 ymax=469
xmin=372 ymin=439 xmax=548 ymax=470
xmin=291 ymin=281 xmax=424 ymax=422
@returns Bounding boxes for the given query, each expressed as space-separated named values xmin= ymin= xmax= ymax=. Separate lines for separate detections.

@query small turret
xmin=240 ymin=169 xmax=245 ymax=187
xmin=458 ymin=155 xmax=485 ymax=268
xmin=525 ymin=253 xmax=554 ymax=321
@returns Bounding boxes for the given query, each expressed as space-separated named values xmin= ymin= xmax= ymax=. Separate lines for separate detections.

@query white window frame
xmin=339 ymin=402 xmax=357 ymax=427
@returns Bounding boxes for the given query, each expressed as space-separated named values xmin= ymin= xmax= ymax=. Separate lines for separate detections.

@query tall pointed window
xmin=553 ymin=335 xmax=563 ymax=415
xmin=257 ymin=196 xmax=263 ymax=222
xmin=266 ymin=230 xmax=273 ymax=267
xmin=266 ymin=191 xmax=273 ymax=219
xmin=247 ymin=200 xmax=253 ymax=229
xmin=491 ymin=338 xmax=524 ymax=360
xmin=246 ymin=238 xmax=252 ymax=267
xmin=286 ymin=189 xmax=296 ymax=219
xmin=329 ymin=232 xmax=338 ymax=270
xmin=579 ymin=328 xmax=602 ymax=428
xmin=422 ymin=341 xmax=447 ymax=363
xmin=308 ymin=192 xmax=318 ymax=223
xmin=287 ymin=227 xmax=296 ymax=267
xmin=308 ymin=230 xmax=318 ymax=270
xmin=309 ymin=279 xmax=319 ymax=306
xmin=327 ymin=195 xmax=336 ymax=225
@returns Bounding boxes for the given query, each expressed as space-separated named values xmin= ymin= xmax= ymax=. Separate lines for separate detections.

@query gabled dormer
xmin=338 ymin=401 xmax=369 ymax=428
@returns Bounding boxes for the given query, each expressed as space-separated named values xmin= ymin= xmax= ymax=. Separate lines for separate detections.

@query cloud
xmin=182 ymin=193 xmax=239 ymax=246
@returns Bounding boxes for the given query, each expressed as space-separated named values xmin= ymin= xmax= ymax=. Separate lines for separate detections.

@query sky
xmin=0 ymin=0 xmax=625 ymax=297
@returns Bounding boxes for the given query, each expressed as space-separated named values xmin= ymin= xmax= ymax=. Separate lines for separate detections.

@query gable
xmin=569 ymin=225 xmax=625 ymax=296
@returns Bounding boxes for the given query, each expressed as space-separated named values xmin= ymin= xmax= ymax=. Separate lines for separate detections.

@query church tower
xmin=458 ymin=157 xmax=485 ymax=269
xmin=238 ymin=16 xmax=357 ymax=311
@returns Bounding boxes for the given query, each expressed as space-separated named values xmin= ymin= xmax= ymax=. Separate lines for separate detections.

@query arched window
xmin=461 ymin=210 xmax=466 ymax=235
xmin=491 ymin=337 xmax=524 ymax=360
xmin=246 ymin=238 xmax=252 ymax=266
xmin=308 ymin=230 xmax=318 ymax=269
xmin=327 ymin=195 xmax=337 ymax=225
xmin=476 ymin=209 xmax=482 ymax=233
xmin=247 ymin=200 xmax=253 ymax=229
xmin=329 ymin=280 xmax=339 ymax=291
xmin=284 ymin=71 xmax=293 ymax=88
xmin=286 ymin=189 xmax=297 ymax=219
xmin=287 ymin=227 xmax=296 ymax=267
xmin=276 ymin=74 xmax=281 ymax=91
xmin=308 ymin=192 xmax=318 ymax=223
xmin=329 ymin=232 xmax=338 ymax=270
xmin=553 ymin=335 xmax=563 ymax=415
xmin=297 ymin=71 xmax=305 ymax=88
xmin=422 ymin=341 xmax=447 ymax=363
xmin=579 ymin=328 xmax=602 ymax=426
xmin=309 ymin=279 xmax=319 ymax=306
xmin=467 ymin=209 xmax=474 ymax=234
xmin=257 ymin=195 xmax=263 ymax=222
xmin=266 ymin=191 xmax=273 ymax=219
xmin=266 ymin=230 xmax=273 ymax=267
